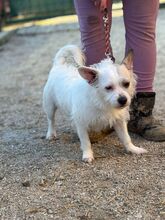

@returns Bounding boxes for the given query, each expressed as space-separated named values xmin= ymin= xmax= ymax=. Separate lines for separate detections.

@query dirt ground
xmin=0 ymin=9 xmax=165 ymax=220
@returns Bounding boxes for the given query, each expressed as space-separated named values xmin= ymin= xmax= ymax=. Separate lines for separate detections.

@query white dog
xmin=43 ymin=45 xmax=147 ymax=162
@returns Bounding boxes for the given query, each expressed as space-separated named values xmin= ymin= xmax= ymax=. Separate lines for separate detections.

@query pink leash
xmin=102 ymin=1 xmax=115 ymax=62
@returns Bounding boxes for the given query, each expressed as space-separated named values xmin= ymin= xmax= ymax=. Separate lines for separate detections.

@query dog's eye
xmin=122 ymin=81 xmax=130 ymax=88
xmin=105 ymin=85 xmax=113 ymax=91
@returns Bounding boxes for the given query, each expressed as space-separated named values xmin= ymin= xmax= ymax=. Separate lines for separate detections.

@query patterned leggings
xmin=74 ymin=0 xmax=159 ymax=92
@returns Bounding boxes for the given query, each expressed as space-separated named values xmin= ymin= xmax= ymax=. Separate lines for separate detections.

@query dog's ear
xmin=78 ymin=66 xmax=99 ymax=86
xmin=122 ymin=49 xmax=134 ymax=70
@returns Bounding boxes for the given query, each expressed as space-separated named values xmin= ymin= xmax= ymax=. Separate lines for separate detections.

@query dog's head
xmin=78 ymin=50 xmax=136 ymax=109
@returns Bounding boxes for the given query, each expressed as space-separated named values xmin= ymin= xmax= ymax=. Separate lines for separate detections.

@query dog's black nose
xmin=118 ymin=96 xmax=127 ymax=106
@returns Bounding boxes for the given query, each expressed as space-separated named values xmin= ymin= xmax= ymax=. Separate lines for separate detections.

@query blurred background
xmin=1 ymin=0 xmax=165 ymax=32
xmin=0 ymin=0 xmax=122 ymax=31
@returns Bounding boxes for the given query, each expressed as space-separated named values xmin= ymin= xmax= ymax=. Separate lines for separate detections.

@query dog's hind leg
xmin=75 ymin=124 xmax=94 ymax=163
xmin=43 ymin=95 xmax=57 ymax=140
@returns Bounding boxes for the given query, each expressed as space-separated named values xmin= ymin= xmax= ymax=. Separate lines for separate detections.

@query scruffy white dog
xmin=43 ymin=45 xmax=147 ymax=162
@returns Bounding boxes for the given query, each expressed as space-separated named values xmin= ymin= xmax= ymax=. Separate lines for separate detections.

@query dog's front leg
xmin=76 ymin=125 xmax=94 ymax=163
xmin=113 ymin=119 xmax=147 ymax=154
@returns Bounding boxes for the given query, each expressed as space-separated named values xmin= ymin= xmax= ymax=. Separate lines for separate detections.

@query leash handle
xmin=103 ymin=8 xmax=115 ymax=63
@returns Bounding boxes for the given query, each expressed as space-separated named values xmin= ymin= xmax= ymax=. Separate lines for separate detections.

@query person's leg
xmin=123 ymin=0 xmax=159 ymax=92
xmin=123 ymin=0 xmax=165 ymax=141
xmin=74 ymin=0 xmax=112 ymax=66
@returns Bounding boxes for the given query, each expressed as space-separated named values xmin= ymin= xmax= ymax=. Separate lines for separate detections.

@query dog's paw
xmin=82 ymin=151 xmax=94 ymax=163
xmin=82 ymin=156 xmax=94 ymax=163
xmin=127 ymin=145 xmax=148 ymax=154
xmin=46 ymin=133 xmax=56 ymax=140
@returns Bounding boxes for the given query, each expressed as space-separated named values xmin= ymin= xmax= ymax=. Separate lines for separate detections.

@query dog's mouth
xmin=117 ymin=106 xmax=126 ymax=109
xmin=117 ymin=102 xmax=129 ymax=109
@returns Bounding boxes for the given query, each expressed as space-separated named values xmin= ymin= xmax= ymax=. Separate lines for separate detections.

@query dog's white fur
xmin=43 ymin=45 xmax=147 ymax=162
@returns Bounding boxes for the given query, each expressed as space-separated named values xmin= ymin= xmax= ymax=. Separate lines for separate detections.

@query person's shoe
xmin=128 ymin=92 xmax=165 ymax=142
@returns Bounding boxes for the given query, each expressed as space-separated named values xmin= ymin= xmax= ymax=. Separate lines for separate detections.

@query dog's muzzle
xmin=118 ymin=95 xmax=127 ymax=107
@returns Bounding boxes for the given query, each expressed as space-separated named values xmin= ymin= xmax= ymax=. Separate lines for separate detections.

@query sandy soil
xmin=0 ymin=9 xmax=165 ymax=220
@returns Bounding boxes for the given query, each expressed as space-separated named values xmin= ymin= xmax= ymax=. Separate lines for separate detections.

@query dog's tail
xmin=54 ymin=45 xmax=85 ymax=67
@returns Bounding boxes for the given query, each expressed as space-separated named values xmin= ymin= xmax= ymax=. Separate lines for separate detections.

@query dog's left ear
xmin=122 ymin=49 xmax=134 ymax=70
xmin=78 ymin=66 xmax=99 ymax=86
